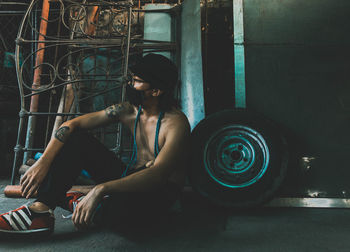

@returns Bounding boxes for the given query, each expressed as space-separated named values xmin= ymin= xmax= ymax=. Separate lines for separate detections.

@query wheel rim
xmin=203 ymin=125 xmax=270 ymax=188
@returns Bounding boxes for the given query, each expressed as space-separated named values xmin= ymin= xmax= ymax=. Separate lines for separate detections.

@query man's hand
xmin=20 ymin=162 xmax=49 ymax=199
xmin=72 ymin=185 xmax=104 ymax=229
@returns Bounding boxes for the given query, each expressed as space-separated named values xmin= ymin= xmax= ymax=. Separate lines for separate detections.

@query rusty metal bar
xmin=23 ymin=0 xmax=50 ymax=162
xmin=85 ymin=5 xmax=99 ymax=36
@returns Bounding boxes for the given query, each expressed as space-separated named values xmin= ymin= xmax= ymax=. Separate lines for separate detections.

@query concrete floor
xmin=0 ymin=179 xmax=350 ymax=252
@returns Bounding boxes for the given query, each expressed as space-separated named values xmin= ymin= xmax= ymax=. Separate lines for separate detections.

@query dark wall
xmin=201 ymin=2 xmax=235 ymax=115
xmin=0 ymin=4 xmax=25 ymax=177
xmin=243 ymin=0 xmax=350 ymax=197
xmin=0 ymin=117 xmax=18 ymax=177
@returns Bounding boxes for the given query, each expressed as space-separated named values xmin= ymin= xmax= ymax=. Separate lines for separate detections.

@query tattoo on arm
xmin=105 ymin=102 xmax=134 ymax=120
xmin=55 ymin=126 xmax=71 ymax=143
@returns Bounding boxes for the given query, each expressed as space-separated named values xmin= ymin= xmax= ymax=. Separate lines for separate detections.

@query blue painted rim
xmin=203 ymin=125 xmax=270 ymax=188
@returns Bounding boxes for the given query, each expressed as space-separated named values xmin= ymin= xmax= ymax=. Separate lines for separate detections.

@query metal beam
xmin=233 ymin=0 xmax=246 ymax=108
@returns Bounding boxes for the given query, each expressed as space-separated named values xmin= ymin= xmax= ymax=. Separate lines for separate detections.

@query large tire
xmin=189 ymin=109 xmax=289 ymax=207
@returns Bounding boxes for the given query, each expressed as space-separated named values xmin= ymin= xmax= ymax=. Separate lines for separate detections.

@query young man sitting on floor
xmin=0 ymin=53 xmax=190 ymax=234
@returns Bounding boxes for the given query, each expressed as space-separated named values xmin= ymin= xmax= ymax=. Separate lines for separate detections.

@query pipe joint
xmin=19 ymin=109 xmax=28 ymax=118
xmin=14 ymin=145 xmax=23 ymax=153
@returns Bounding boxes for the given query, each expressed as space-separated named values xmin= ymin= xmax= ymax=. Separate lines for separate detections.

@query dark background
xmin=201 ymin=0 xmax=350 ymax=198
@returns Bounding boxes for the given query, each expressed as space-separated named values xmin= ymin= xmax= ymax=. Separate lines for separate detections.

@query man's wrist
xmin=94 ymin=184 xmax=107 ymax=198
xmin=36 ymin=155 xmax=53 ymax=169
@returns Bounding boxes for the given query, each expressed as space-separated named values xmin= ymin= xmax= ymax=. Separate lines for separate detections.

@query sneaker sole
xmin=0 ymin=227 xmax=52 ymax=234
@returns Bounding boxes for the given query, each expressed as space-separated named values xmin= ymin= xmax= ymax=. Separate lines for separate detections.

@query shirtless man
xmin=0 ymin=53 xmax=191 ymax=234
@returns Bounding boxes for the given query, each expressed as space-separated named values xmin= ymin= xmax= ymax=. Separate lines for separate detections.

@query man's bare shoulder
xmin=105 ymin=102 xmax=137 ymax=124
xmin=163 ymin=108 xmax=191 ymax=135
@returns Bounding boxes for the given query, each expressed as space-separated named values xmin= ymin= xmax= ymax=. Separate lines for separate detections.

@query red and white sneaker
xmin=0 ymin=205 xmax=54 ymax=234
xmin=61 ymin=191 xmax=108 ymax=223
xmin=64 ymin=191 xmax=86 ymax=213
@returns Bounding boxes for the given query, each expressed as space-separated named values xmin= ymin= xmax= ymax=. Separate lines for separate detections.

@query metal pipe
xmin=86 ymin=5 xmax=99 ymax=36
xmin=10 ymin=117 xmax=25 ymax=185
xmin=24 ymin=0 xmax=50 ymax=162
xmin=115 ymin=2 xmax=133 ymax=154
xmin=0 ymin=2 xmax=29 ymax=6
xmin=123 ymin=6 xmax=132 ymax=78
xmin=26 ymin=112 xmax=84 ymax=116
xmin=50 ymin=82 xmax=75 ymax=139
xmin=45 ymin=11 xmax=62 ymax=147
xmin=21 ymin=148 xmax=45 ymax=152
xmin=0 ymin=11 xmax=26 ymax=15
xmin=69 ymin=0 xmax=88 ymax=117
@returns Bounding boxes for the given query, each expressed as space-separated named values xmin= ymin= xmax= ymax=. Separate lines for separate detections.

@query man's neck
xmin=140 ymin=99 xmax=161 ymax=117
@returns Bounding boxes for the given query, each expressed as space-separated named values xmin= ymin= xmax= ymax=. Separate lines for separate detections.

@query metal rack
xmin=12 ymin=0 xmax=180 ymax=184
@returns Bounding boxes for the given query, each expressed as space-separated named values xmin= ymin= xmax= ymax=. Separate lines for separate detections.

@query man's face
xmin=129 ymin=75 xmax=162 ymax=99
xmin=130 ymin=75 xmax=151 ymax=91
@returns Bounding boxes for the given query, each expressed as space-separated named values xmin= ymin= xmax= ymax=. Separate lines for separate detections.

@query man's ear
xmin=152 ymin=89 xmax=163 ymax=97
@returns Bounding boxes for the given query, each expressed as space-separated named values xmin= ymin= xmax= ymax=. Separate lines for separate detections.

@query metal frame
xmin=12 ymin=0 xmax=180 ymax=184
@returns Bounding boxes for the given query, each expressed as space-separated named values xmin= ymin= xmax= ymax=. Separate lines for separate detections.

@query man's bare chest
xmin=133 ymin=116 xmax=165 ymax=160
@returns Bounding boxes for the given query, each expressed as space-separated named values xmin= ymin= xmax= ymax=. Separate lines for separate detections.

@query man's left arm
xmin=72 ymin=117 xmax=191 ymax=228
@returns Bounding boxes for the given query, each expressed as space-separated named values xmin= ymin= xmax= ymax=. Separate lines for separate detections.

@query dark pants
xmin=36 ymin=130 xmax=181 ymax=225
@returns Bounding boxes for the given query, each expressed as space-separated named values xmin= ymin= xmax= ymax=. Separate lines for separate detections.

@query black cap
xmin=129 ymin=53 xmax=178 ymax=90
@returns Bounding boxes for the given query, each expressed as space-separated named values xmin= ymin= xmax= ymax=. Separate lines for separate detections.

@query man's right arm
xmin=40 ymin=102 xmax=134 ymax=166
xmin=20 ymin=102 xmax=134 ymax=198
